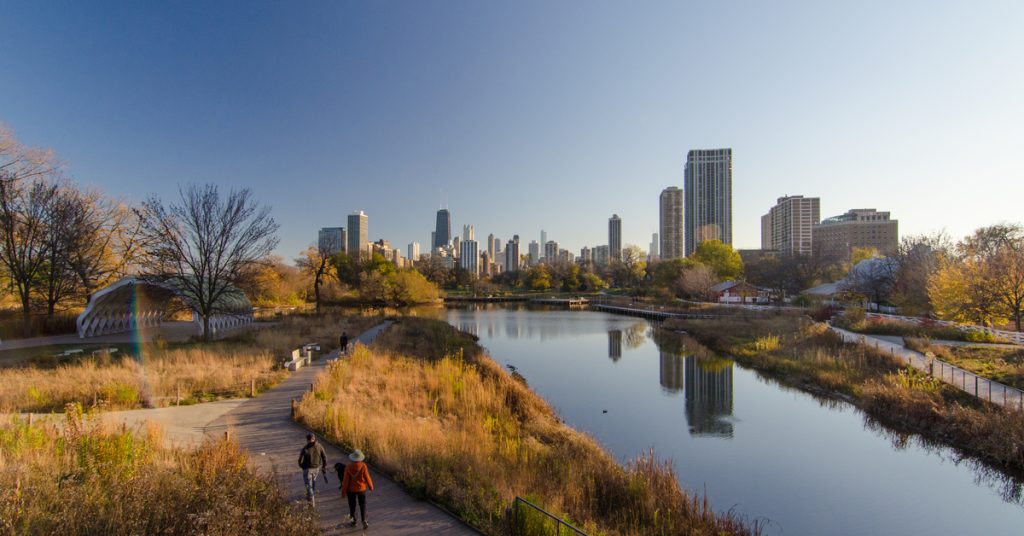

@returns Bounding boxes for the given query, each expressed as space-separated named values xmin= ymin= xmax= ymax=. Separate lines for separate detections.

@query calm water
xmin=437 ymin=305 xmax=1024 ymax=535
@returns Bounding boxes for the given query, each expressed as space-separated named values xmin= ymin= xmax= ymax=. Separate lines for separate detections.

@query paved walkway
xmin=98 ymin=321 xmax=477 ymax=535
xmin=830 ymin=325 xmax=1024 ymax=410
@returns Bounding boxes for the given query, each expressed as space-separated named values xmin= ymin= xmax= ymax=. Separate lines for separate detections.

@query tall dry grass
xmin=296 ymin=318 xmax=758 ymax=536
xmin=0 ymin=407 xmax=318 ymax=535
xmin=668 ymin=315 xmax=1024 ymax=475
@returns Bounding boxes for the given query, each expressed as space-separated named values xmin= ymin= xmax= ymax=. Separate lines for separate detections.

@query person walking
xmin=341 ymin=449 xmax=374 ymax=529
xmin=297 ymin=433 xmax=328 ymax=506
xmin=339 ymin=331 xmax=350 ymax=355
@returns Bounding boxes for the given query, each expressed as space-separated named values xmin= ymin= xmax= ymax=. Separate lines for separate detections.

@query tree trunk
xmin=314 ymin=277 xmax=321 ymax=315
xmin=203 ymin=314 xmax=212 ymax=342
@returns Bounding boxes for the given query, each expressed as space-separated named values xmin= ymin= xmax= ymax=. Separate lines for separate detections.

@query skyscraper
xmin=459 ymin=239 xmax=479 ymax=276
xmin=544 ymin=240 xmax=559 ymax=262
xmin=608 ymin=214 xmax=622 ymax=261
xmin=659 ymin=186 xmax=684 ymax=259
xmin=463 ymin=224 xmax=474 ymax=241
xmin=347 ymin=211 xmax=368 ymax=258
xmin=408 ymin=242 xmax=420 ymax=261
xmin=761 ymin=195 xmax=820 ymax=255
xmin=528 ymin=240 xmax=540 ymax=265
xmin=594 ymin=245 xmax=610 ymax=267
xmin=434 ymin=209 xmax=451 ymax=250
xmin=317 ymin=227 xmax=346 ymax=255
xmin=540 ymin=229 xmax=547 ymax=260
xmin=505 ymin=236 xmax=521 ymax=272
xmin=650 ymin=232 xmax=660 ymax=260
xmin=487 ymin=233 xmax=497 ymax=258
xmin=684 ymin=148 xmax=733 ymax=256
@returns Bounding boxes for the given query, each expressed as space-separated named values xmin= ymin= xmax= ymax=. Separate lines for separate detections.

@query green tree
xmin=561 ymin=264 xmax=581 ymax=291
xmin=691 ymin=240 xmax=743 ymax=280
xmin=581 ymin=272 xmax=608 ymax=292
xmin=389 ymin=270 xmax=442 ymax=304
xmin=526 ymin=264 xmax=552 ymax=291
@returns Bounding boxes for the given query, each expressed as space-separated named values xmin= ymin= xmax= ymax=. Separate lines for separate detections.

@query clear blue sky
xmin=1 ymin=1 xmax=1021 ymax=260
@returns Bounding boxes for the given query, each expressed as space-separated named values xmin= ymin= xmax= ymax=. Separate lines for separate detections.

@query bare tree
xmin=296 ymin=245 xmax=336 ymax=314
xmin=0 ymin=178 xmax=59 ymax=333
xmin=680 ymin=264 xmax=717 ymax=301
xmin=136 ymin=184 xmax=279 ymax=341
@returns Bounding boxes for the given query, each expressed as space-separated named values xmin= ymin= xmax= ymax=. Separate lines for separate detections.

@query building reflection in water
xmin=608 ymin=330 xmax=623 ymax=362
xmin=684 ymin=355 xmax=734 ymax=438
xmin=659 ymin=351 xmax=685 ymax=393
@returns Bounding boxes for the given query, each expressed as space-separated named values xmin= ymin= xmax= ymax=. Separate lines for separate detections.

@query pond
xmin=438 ymin=305 xmax=1024 ymax=535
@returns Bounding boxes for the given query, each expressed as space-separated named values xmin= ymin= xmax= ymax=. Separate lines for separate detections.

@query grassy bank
xmin=831 ymin=309 xmax=1006 ymax=343
xmin=904 ymin=338 xmax=1024 ymax=391
xmin=0 ymin=313 xmax=380 ymax=412
xmin=0 ymin=408 xmax=318 ymax=535
xmin=296 ymin=318 xmax=758 ymax=536
xmin=665 ymin=313 xmax=1024 ymax=474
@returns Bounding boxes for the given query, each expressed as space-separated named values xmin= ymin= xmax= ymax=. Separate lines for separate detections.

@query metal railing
xmin=830 ymin=326 xmax=1024 ymax=410
xmin=512 ymin=497 xmax=588 ymax=536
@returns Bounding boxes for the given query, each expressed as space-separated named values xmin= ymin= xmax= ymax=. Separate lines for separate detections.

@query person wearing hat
xmin=341 ymin=449 xmax=374 ymax=529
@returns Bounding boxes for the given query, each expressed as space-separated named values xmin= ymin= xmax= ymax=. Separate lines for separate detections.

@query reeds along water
xmin=296 ymin=318 xmax=760 ymax=536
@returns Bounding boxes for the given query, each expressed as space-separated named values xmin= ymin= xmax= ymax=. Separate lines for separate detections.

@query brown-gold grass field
xmin=296 ymin=317 xmax=759 ymax=536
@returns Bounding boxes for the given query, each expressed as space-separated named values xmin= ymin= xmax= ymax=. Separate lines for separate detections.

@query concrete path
xmin=97 ymin=321 xmax=477 ymax=535
xmin=870 ymin=334 xmax=1021 ymax=350
xmin=830 ymin=325 xmax=1024 ymax=410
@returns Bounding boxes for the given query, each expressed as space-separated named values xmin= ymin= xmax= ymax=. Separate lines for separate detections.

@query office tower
xmin=408 ymin=242 xmax=420 ymax=262
xmin=318 ymin=227 xmax=346 ymax=255
xmin=487 ymin=233 xmax=497 ymax=259
xmin=580 ymin=246 xmax=593 ymax=266
xmin=430 ymin=231 xmax=437 ymax=252
xmin=659 ymin=186 xmax=684 ymax=259
xmin=761 ymin=195 xmax=821 ymax=255
xmin=463 ymin=224 xmax=474 ymax=241
xmin=459 ymin=239 xmax=479 ymax=276
xmin=347 ymin=211 xmax=368 ymax=258
xmin=544 ymin=240 xmax=559 ymax=262
xmin=528 ymin=240 xmax=540 ymax=265
xmin=452 ymin=236 xmax=461 ymax=258
xmin=608 ymin=214 xmax=622 ymax=261
xmin=434 ymin=209 xmax=451 ymax=249
xmin=684 ymin=148 xmax=733 ymax=256
xmin=540 ymin=230 xmax=547 ymax=260
xmin=559 ymin=249 xmax=572 ymax=264
xmin=505 ymin=237 xmax=521 ymax=272
xmin=480 ymin=251 xmax=491 ymax=277
xmin=813 ymin=208 xmax=899 ymax=262
xmin=594 ymin=245 xmax=610 ymax=267
xmin=650 ymin=233 xmax=660 ymax=260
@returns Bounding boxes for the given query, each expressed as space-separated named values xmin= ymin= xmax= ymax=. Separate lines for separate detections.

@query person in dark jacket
xmin=339 ymin=332 xmax=350 ymax=355
xmin=298 ymin=433 xmax=328 ymax=506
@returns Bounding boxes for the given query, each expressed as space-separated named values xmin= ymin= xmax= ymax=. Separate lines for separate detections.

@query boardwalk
xmin=99 ymin=322 xmax=478 ymax=535
xmin=830 ymin=325 xmax=1024 ymax=410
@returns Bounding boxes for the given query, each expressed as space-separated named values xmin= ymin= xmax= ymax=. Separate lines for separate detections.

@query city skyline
xmin=1 ymin=3 xmax=1021 ymax=260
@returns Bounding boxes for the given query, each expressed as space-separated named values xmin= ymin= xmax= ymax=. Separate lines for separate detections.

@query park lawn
xmin=904 ymin=339 xmax=1024 ymax=391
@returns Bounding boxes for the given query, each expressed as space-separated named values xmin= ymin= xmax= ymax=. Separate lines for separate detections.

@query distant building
xmin=580 ymin=246 xmax=593 ymax=266
xmin=318 ymin=227 xmax=346 ymax=255
xmin=347 ymin=211 xmax=368 ymax=258
xmin=659 ymin=186 xmax=684 ymax=259
xmin=594 ymin=245 xmax=610 ymax=267
xmin=540 ymin=230 xmax=548 ymax=260
xmin=761 ymin=195 xmax=820 ymax=255
xmin=649 ymin=232 xmax=660 ymax=261
xmin=505 ymin=236 xmax=521 ymax=272
xmin=544 ymin=240 xmax=559 ymax=262
xmin=609 ymin=214 xmax=622 ymax=261
xmin=528 ymin=240 xmax=540 ymax=266
xmin=487 ymin=233 xmax=497 ymax=259
xmin=452 ymin=236 xmax=461 ymax=259
xmin=813 ymin=208 xmax=899 ymax=263
xmin=408 ymin=242 xmax=420 ymax=262
xmin=434 ymin=209 xmax=451 ymax=250
xmin=684 ymin=148 xmax=732 ymax=256
xmin=459 ymin=239 xmax=479 ymax=276
xmin=463 ymin=224 xmax=474 ymax=241
xmin=558 ymin=249 xmax=572 ymax=264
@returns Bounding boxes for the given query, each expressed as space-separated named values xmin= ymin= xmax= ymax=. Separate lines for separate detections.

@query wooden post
xmin=176 ymin=383 xmax=181 ymax=406
xmin=250 ymin=379 xmax=256 ymax=398
xmin=224 ymin=430 xmax=231 ymax=441
xmin=291 ymin=399 xmax=297 ymax=418
xmin=27 ymin=413 xmax=32 ymax=426
xmin=310 ymin=383 xmax=314 ymax=393
xmin=93 ymin=391 xmax=98 ymax=407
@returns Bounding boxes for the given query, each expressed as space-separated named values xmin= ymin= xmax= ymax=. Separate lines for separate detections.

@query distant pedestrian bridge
xmin=76 ymin=277 xmax=253 ymax=339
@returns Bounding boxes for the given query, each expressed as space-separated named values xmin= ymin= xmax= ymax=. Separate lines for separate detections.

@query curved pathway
xmin=101 ymin=322 xmax=478 ymax=535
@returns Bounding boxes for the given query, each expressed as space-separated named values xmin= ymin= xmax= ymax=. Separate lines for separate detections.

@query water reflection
xmin=608 ymin=330 xmax=622 ymax=361
xmin=684 ymin=356 xmax=734 ymax=438
xmin=659 ymin=351 xmax=685 ymax=393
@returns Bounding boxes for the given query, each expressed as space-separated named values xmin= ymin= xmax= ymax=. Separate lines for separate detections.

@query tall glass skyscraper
xmin=684 ymin=148 xmax=732 ymax=256
xmin=608 ymin=214 xmax=622 ymax=261
xmin=659 ymin=186 xmax=684 ymax=259
xmin=434 ymin=208 xmax=451 ymax=250
xmin=347 ymin=211 xmax=368 ymax=258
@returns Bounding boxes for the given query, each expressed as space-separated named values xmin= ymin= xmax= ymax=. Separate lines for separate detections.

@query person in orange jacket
xmin=341 ymin=449 xmax=374 ymax=529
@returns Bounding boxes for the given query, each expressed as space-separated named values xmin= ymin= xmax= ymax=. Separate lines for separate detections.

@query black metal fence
xmin=512 ymin=497 xmax=588 ymax=536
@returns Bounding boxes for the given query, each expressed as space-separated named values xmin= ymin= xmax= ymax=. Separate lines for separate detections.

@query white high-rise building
xmin=408 ymin=242 xmax=421 ymax=262
xmin=659 ymin=186 xmax=683 ymax=259
xmin=761 ymin=196 xmax=820 ymax=255
xmin=684 ymin=148 xmax=732 ymax=256
xmin=649 ymin=232 xmax=660 ymax=260
xmin=463 ymin=224 xmax=474 ymax=241
xmin=528 ymin=240 xmax=540 ymax=266
xmin=347 ymin=211 xmax=368 ymax=258
xmin=594 ymin=245 xmax=610 ymax=267
xmin=540 ymin=230 xmax=547 ymax=260
xmin=544 ymin=240 xmax=559 ymax=262
xmin=460 ymin=239 xmax=479 ymax=276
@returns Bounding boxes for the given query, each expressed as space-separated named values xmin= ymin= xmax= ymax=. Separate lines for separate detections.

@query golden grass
xmin=0 ymin=407 xmax=318 ymax=535
xmin=905 ymin=337 xmax=1024 ymax=391
xmin=0 ymin=312 xmax=382 ymax=413
xmin=296 ymin=318 xmax=758 ymax=536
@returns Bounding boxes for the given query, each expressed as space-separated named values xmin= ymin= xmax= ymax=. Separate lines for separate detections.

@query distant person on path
xmin=341 ymin=449 xmax=374 ymax=529
xmin=298 ymin=433 xmax=328 ymax=506
xmin=339 ymin=332 xmax=349 ymax=355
